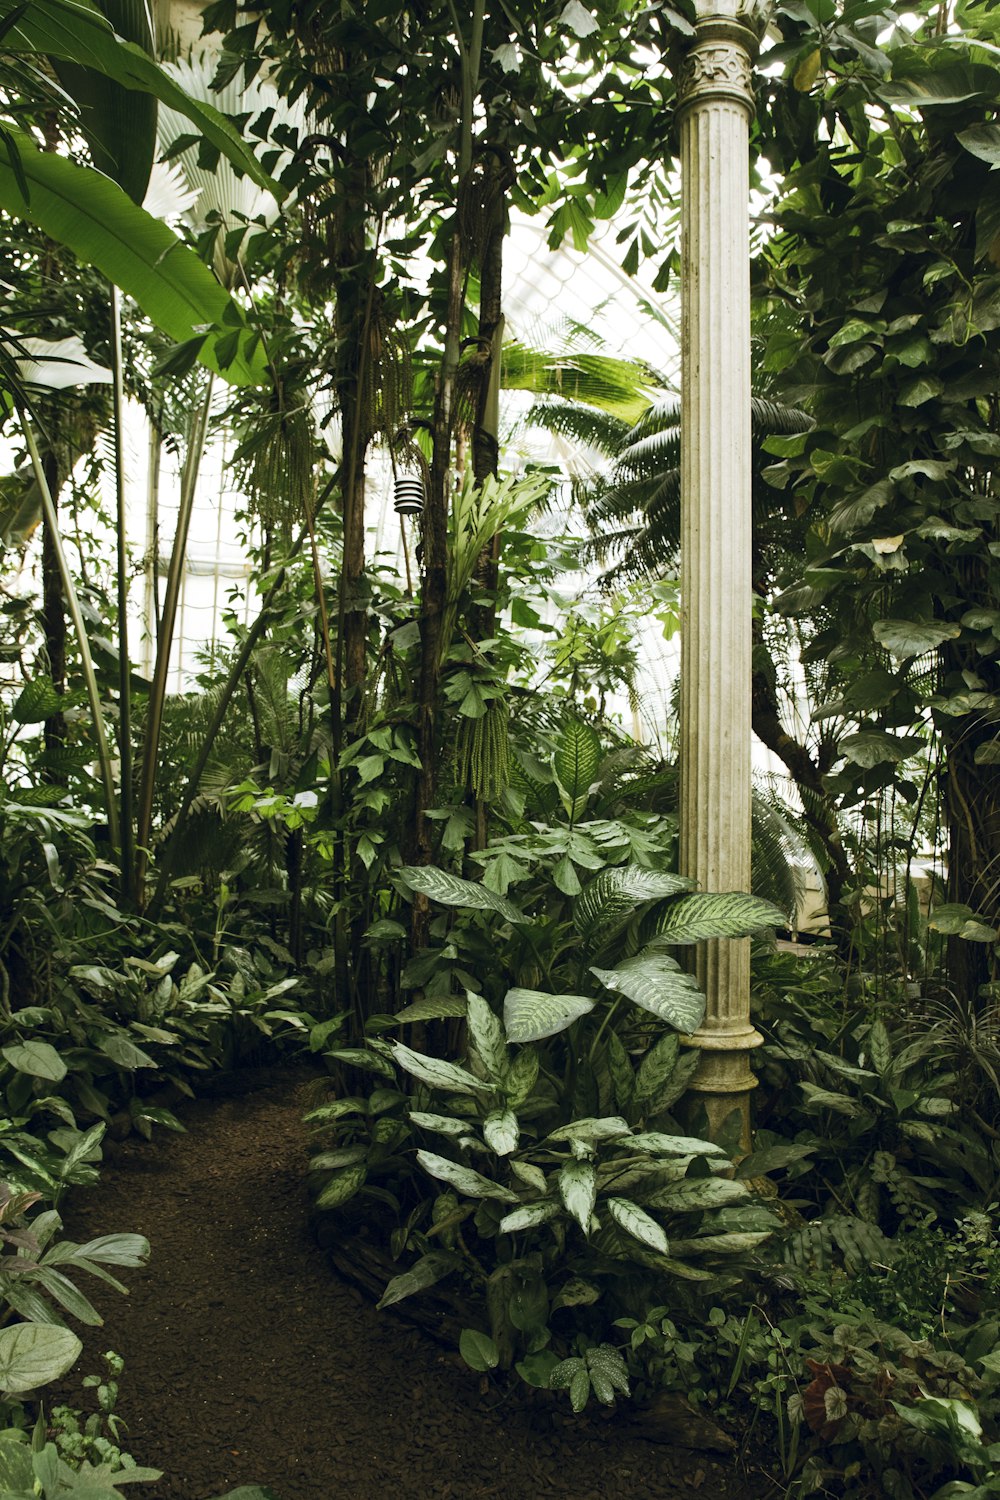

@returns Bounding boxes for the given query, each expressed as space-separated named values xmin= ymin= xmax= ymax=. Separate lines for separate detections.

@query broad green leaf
xmin=574 ymin=865 xmax=694 ymax=950
xmin=398 ymin=865 xmax=526 ymax=923
xmin=799 ymin=1082 xmax=861 ymax=1115
xmin=552 ymin=854 xmax=582 ymax=896
xmin=0 ymin=128 xmax=265 ymax=387
xmin=669 ymin=1231 xmax=773 ymax=1254
xmin=872 ymin=617 xmax=961 ymax=660
xmin=2 ymin=1041 xmax=66 ymax=1083
xmin=303 ymin=1098 xmax=366 ymax=1124
xmin=505 ymin=1045 xmax=540 ymax=1108
xmin=644 ymin=1177 xmax=750 ymax=1212
xmin=927 ymin=903 xmax=998 ymax=941
xmin=394 ymin=995 xmax=468 ymax=1023
xmin=627 ymin=1132 xmax=727 ymax=1158
xmin=839 ymin=730 xmax=924 ymax=768
xmin=483 ymin=1108 xmax=519 ymax=1155
xmin=635 ymin=1031 xmax=679 ymax=1106
xmin=503 ymin=987 xmax=594 ymax=1043
xmin=510 ymin=1159 xmax=547 ymax=1193
xmin=43 ymin=1232 xmax=148 ymax=1268
xmin=606 ymin=1197 xmax=669 ymax=1254
xmin=590 ymin=953 xmax=706 ymax=1032
xmin=460 ymin=1328 xmax=500 ymax=1371
xmin=408 ymin=1111 xmax=469 ymax=1138
xmin=649 ymin=892 xmax=785 ymax=946
xmin=415 ymin=1150 xmax=518 ymax=1202
xmin=376 ymin=1250 xmax=459 ymax=1309
xmin=315 ymin=1165 xmax=367 ymax=1209
xmin=309 ymin=1147 xmax=369 ymax=1171
xmin=868 ymin=1019 xmax=892 ymax=1076
xmin=553 ymin=717 xmax=602 ymax=803
xmin=99 ymin=1033 xmax=156 ymax=1070
xmin=0 ymin=1436 xmax=32 ymax=1493
xmin=877 ymin=64 xmax=999 ymax=108
xmin=546 ymin=1117 xmax=632 ymax=1144
xmin=11 ymin=677 xmax=63 ymax=724
xmin=552 ymin=1277 xmax=600 ymax=1310
xmin=734 ymin=1143 xmax=816 ymax=1178
xmin=558 ymin=1159 xmax=596 ymax=1234
xmin=391 ymin=1042 xmax=495 ymax=1096
xmin=0 ymin=0 xmax=281 ymax=198
xmin=499 ymin=1200 xmax=561 ymax=1233
xmin=0 ymin=1323 xmax=81 ymax=1393
xmin=958 ymin=122 xmax=1000 ymax=164
xmin=606 ymin=1030 xmax=635 ymax=1110
xmin=466 ymin=993 xmax=507 ymax=1082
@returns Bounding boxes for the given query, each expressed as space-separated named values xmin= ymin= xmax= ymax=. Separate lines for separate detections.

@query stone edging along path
xmin=54 ymin=1068 xmax=773 ymax=1500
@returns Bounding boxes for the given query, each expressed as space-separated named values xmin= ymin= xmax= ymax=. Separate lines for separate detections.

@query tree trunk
xmin=40 ymin=444 xmax=68 ymax=756
xmin=751 ymin=664 xmax=853 ymax=934
xmin=941 ymin=631 xmax=1000 ymax=999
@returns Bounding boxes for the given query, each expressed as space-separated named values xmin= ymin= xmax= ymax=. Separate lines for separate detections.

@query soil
xmin=55 ymin=1068 xmax=775 ymax=1500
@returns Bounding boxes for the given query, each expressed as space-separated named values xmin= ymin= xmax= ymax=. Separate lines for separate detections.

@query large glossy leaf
xmin=399 ymin=865 xmax=526 ymax=923
xmin=391 ymin=1042 xmax=495 ymax=1096
xmin=558 ymin=1159 xmax=596 ymax=1234
xmin=0 ymin=128 xmax=266 ymax=387
xmin=376 ymin=1250 xmax=460 ymax=1309
xmin=408 ymin=1110 xmax=469 ymax=1139
xmin=0 ymin=0 xmax=281 ymax=198
xmin=546 ymin=1117 xmax=632 ymax=1144
xmin=0 ymin=1323 xmax=81 ymax=1393
xmin=574 ymin=865 xmax=694 ymax=951
xmin=553 ymin=717 xmax=602 ymax=803
xmin=590 ymin=952 xmax=706 ymax=1032
xmin=53 ymin=0 xmax=156 ymax=205
xmin=415 ymin=1150 xmax=518 ymax=1202
xmin=627 ymin=1132 xmax=727 ymax=1158
xmin=872 ymin=617 xmax=961 ymax=660
xmin=606 ymin=1197 xmax=669 ymax=1254
xmin=503 ymin=987 xmax=595 ymax=1043
xmin=648 ymin=892 xmax=785 ymax=946
xmin=644 ymin=1177 xmax=750 ymax=1212
xmin=483 ymin=1108 xmax=519 ymax=1155
xmin=314 ymin=1165 xmax=367 ymax=1209
xmin=466 ymin=993 xmax=507 ymax=1082
xmin=1 ymin=1041 xmax=66 ymax=1083
xmin=499 ymin=1199 xmax=562 ymax=1233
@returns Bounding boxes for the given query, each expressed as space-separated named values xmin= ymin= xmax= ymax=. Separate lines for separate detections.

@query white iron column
xmin=678 ymin=4 xmax=767 ymax=1141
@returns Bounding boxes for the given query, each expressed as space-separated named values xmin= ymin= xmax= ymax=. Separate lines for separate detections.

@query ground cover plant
xmin=0 ymin=0 xmax=998 ymax=1497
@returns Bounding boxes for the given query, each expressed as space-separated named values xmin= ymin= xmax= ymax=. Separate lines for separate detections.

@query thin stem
xmin=135 ymin=375 xmax=214 ymax=897
xmin=110 ymin=286 xmax=134 ymax=900
xmin=20 ymin=411 xmax=120 ymax=848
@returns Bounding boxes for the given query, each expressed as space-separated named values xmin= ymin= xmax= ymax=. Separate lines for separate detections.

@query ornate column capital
xmin=676 ymin=4 xmax=772 ymax=117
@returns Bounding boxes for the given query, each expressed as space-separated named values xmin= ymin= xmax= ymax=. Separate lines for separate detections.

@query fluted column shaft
xmin=678 ymin=13 xmax=763 ymax=1136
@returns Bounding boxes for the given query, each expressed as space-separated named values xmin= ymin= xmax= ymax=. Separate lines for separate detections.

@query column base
xmin=677 ymin=1029 xmax=763 ymax=1150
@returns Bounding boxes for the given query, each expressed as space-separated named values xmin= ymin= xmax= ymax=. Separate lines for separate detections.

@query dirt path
xmin=56 ymin=1070 xmax=768 ymax=1500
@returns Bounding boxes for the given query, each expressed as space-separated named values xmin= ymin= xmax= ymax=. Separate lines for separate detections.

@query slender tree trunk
xmin=751 ymin=665 xmax=853 ymax=933
xmin=414 ymin=218 xmax=465 ymax=881
xmin=40 ymin=445 xmax=68 ymax=756
xmin=941 ymin=623 xmax=1000 ymax=999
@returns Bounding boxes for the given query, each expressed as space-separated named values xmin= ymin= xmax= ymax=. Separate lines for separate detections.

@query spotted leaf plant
xmin=308 ymin=862 xmax=782 ymax=1403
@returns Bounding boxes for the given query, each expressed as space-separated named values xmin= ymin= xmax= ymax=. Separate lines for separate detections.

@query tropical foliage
xmin=0 ymin=0 xmax=999 ymax=1496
